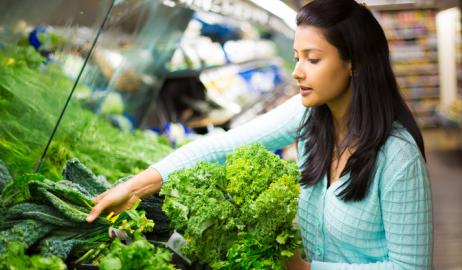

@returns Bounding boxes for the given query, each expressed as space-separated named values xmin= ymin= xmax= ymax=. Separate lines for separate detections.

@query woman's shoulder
xmin=375 ymin=122 xmax=430 ymax=197
xmin=380 ymin=122 xmax=422 ymax=162
xmin=376 ymin=122 xmax=426 ymax=185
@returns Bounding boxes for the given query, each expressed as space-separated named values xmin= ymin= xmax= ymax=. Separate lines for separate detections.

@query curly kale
xmin=161 ymin=144 xmax=302 ymax=268
xmin=161 ymin=162 xmax=241 ymax=263
xmin=225 ymin=144 xmax=298 ymax=206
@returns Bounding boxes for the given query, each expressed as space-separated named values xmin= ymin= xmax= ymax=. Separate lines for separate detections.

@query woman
xmin=87 ymin=0 xmax=433 ymax=268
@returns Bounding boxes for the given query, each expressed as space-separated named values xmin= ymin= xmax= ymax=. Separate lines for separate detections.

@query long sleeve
xmin=150 ymin=94 xmax=306 ymax=182
xmin=311 ymin=155 xmax=433 ymax=270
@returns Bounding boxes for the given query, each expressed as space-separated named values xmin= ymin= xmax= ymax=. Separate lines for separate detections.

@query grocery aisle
xmin=423 ymin=129 xmax=462 ymax=269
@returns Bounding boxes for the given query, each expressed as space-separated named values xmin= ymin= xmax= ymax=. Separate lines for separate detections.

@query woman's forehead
xmin=293 ymin=26 xmax=329 ymax=52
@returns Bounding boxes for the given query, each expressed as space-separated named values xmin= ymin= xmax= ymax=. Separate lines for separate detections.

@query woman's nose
xmin=292 ymin=63 xmax=304 ymax=81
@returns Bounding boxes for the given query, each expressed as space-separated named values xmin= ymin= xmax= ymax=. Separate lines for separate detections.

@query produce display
xmin=0 ymin=45 xmax=172 ymax=181
xmin=0 ymin=41 xmax=302 ymax=270
xmin=0 ymin=159 xmax=175 ymax=269
xmin=161 ymin=144 xmax=302 ymax=269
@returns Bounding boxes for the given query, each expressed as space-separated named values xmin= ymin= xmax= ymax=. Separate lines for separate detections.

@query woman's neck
xmin=328 ymin=87 xmax=352 ymax=140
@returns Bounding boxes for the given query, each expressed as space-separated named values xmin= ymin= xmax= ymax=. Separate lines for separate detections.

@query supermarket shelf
xmin=393 ymin=59 xmax=438 ymax=65
xmin=387 ymin=35 xmax=433 ymax=42
xmin=395 ymin=70 xmax=438 ymax=76
xmin=400 ymin=83 xmax=439 ymax=88
xmin=166 ymin=58 xmax=274 ymax=79
xmin=403 ymin=95 xmax=440 ymax=100
xmin=389 ymin=39 xmax=430 ymax=45
xmin=370 ymin=4 xmax=436 ymax=12
xmin=378 ymin=7 xmax=440 ymax=128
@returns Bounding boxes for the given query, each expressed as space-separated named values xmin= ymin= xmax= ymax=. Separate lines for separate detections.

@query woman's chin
xmin=301 ymin=97 xmax=320 ymax=107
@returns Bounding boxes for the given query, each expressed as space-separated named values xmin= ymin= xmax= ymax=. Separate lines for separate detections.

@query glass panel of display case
xmin=0 ymin=0 xmax=113 ymax=178
xmin=43 ymin=1 xmax=191 ymax=181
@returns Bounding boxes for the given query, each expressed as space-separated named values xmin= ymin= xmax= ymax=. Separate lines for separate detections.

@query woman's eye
xmin=308 ymin=59 xmax=320 ymax=64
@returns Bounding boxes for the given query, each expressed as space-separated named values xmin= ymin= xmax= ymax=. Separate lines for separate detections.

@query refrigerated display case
xmin=1 ymin=0 xmax=186 ymax=182
xmin=0 ymin=1 xmax=198 ymax=268
xmin=0 ymin=0 xmax=114 ymax=177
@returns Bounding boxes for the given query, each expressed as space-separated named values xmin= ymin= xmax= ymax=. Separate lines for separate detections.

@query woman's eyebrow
xmin=293 ymin=48 xmax=324 ymax=53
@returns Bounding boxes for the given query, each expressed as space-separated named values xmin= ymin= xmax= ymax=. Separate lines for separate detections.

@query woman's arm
xmin=310 ymin=156 xmax=433 ymax=270
xmin=87 ymin=94 xmax=305 ymax=222
xmin=151 ymin=93 xmax=305 ymax=182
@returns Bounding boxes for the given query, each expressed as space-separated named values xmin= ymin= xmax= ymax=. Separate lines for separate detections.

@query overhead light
xmin=248 ymin=0 xmax=297 ymax=31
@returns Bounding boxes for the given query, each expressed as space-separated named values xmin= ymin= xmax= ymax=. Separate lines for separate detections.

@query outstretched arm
xmin=87 ymin=94 xmax=306 ymax=222
xmin=151 ymin=93 xmax=305 ymax=182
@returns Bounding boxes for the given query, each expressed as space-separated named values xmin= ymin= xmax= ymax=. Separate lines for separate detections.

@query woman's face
xmin=292 ymin=25 xmax=352 ymax=108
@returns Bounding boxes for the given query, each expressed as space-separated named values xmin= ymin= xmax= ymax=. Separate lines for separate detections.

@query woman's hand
xmin=86 ymin=181 xmax=137 ymax=223
xmin=86 ymin=168 xmax=163 ymax=223
xmin=287 ymin=250 xmax=311 ymax=270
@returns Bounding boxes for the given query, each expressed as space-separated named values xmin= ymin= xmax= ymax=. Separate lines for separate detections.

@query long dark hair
xmin=296 ymin=0 xmax=426 ymax=201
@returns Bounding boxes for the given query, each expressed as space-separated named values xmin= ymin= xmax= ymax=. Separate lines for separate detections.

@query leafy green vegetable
xmin=138 ymin=194 xmax=172 ymax=237
xmin=99 ymin=236 xmax=176 ymax=270
xmin=0 ymin=241 xmax=66 ymax=270
xmin=32 ymin=178 xmax=96 ymax=207
xmin=62 ymin=159 xmax=112 ymax=197
xmin=213 ymin=228 xmax=302 ymax=270
xmin=35 ymin=186 xmax=97 ymax=224
xmin=114 ymin=210 xmax=155 ymax=237
xmin=161 ymin=162 xmax=241 ymax=263
xmin=1 ymin=173 xmax=45 ymax=208
xmin=0 ymin=161 xmax=157 ymax=266
xmin=161 ymin=144 xmax=302 ymax=268
xmin=0 ymin=159 xmax=12 ymax=192
xmin=5 ymin=202 xmax=76 ymax=227
xmin=38 ymin=236 xmax=84 ymax=260
xmin=0 ymin=45 xmax=172 ymax=181
xmin=0 ymin=220 xmax=54 ymax=253
xmin=212 ymin=232 xmax=282 ymax=270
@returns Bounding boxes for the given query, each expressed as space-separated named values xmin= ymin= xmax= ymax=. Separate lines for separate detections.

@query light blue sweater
xmin=151 ymin=94 xmax=433 ymax=269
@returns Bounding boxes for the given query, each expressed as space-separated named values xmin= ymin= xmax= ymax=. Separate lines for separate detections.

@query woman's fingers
xmin=86 ymin=199 xmax=109 ymax=223
xmin=86 ymin=184 xmax=136 ymax=223
xmin=112 ymin=195 xmax=140 ymax=215
xmin=92 ymin=190 xmax=109 ymax=203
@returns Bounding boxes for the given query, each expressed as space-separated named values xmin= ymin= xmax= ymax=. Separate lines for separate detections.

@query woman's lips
xmin=299 ymin=87 xmax=313 ymax=96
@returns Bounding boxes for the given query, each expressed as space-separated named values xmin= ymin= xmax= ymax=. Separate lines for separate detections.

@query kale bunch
xmin=161 ymin=144 xmax=302 ymax=269
xmin=161 ymin=162 xmax=242 ymax=264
